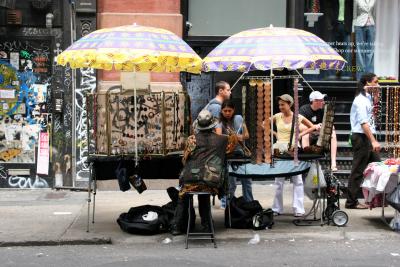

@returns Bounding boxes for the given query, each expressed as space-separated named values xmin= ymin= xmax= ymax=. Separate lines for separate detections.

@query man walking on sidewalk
xmin=346 ymin=73 xmax=381 ymax=209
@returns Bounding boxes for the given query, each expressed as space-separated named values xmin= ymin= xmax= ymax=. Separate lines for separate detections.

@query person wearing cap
xmin=346 ymin=73 xmax=381 ymax=209
xmin=299 ymin=91 xmax=338 ymax=171
xmin=272 ymin=94 xmax=316 ymax=217
xmin=170 ymin=110 xmax=228 ymax=235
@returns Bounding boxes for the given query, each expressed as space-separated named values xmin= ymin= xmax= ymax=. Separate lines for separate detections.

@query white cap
xmin=309 ymin=91 xmax=326 ymax=102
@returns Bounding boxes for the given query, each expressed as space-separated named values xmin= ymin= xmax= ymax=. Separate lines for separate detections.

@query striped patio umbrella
xmin=57 ymin=24 xmax=202 ymax=74
xmin=202 ymin=26 xmax=346 ymax=72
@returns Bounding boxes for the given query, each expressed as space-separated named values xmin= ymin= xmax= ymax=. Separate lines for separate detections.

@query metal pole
xmin=295 ymin=69 xmax=315 ymax=92
xmin=70 ymin=1 xmax=77 ymax=187
xmin=270 ymin=68 xmax=274 ymax=167
xmin=134 ymin=70 xmax=138 ymax=167
xmin=230 ymin=72 xmax=246 ymax=91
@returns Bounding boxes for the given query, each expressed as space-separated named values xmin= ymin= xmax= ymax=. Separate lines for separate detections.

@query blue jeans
xmin=355 ymin=25 xmax=375 ymax=80
xmin=221 ymin=176 xmax=254 ymax=207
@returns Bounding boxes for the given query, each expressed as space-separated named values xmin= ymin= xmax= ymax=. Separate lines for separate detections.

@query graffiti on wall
xmin=74 ymin=18 xmax=96 ymax=182
xmin=0 ymin=165 xmax=49 ymax=188
xmin=75 ymin=67 xmax=95 ymax=180
xmin=0 ymin=37 xmax=53 ymax=188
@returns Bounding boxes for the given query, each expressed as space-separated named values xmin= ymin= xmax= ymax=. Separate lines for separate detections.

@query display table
xmin=85 ymin=154 xmax=183 ymax=232
xmin=362 ymin=162 xmax=400 ymax=230
xmin=228 ymin=160 xmax=311 ymax=179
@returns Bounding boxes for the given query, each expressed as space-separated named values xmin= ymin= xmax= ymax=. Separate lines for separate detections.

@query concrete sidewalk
xmin=0 ymin=183 xmax=399 ymax=247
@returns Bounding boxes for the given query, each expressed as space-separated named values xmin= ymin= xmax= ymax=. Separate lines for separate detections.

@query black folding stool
xmin=185 ymin=192 xmax=217 ymax=249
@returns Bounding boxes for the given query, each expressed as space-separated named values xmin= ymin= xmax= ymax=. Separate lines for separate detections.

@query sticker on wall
xmin=32 ymin=84 xmax=47 ymax=103
xmin=16 ymin=103 xmax=26 ymax=114
xmin=0 ymin=89 xmax=15 ymax=99
xmin=10 ymin=52 xmax=19 ymax=70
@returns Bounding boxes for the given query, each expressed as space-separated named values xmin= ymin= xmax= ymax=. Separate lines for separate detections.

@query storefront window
xmin=303 ymin=0 xmax=399 ymax=82
xmin=187 ymin=0 xmax=286 ymax=36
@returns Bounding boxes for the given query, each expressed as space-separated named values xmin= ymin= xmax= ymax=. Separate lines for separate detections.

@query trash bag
xmin=305 ymin=162 xmax=327 ymax=200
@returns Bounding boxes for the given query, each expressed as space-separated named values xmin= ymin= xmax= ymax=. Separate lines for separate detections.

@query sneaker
xmin=200 ymin=223 xmax=211 ymax=233
xmin=170 ymin=224 xmax=183 ymax=236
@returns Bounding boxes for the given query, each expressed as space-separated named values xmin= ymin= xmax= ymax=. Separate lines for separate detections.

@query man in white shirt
xmin=346 ymin=72 xmax=380 ymax=209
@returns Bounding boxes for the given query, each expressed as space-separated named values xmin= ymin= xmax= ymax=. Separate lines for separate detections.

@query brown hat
xmin=277 ymin=94 xmax=294 ymax=107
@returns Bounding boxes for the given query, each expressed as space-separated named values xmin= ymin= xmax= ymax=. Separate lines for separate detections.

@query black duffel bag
xmin=252 ymin=209 xmax=274 ymax=230
xmin=117 ymin=205 xmax=169 ymax=235
xmin=225 ymin=196 xmax=263 ymax=229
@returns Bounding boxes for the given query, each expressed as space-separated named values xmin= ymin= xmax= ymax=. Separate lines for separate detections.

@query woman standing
xmin=216 ymin=100 xmax=253 ymax=205
xmin=272 ymin=94 xmax=316 ymax=217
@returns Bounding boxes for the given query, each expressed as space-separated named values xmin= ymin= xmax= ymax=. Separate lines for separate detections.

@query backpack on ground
xmin=224 ymin=196 xmax=263 ymax=229
xmin=252 ymin=209 xmax=274 ymax=230
xmin=117 ymin=205 xmax=169 ymax=235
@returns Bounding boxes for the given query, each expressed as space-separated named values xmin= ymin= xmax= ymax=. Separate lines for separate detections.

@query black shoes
xmin=170 ymin=224 xmax=183 ymax=236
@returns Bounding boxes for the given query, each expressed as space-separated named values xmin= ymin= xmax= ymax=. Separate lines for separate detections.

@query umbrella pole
xmin=232 ymin=62 xmax=254 ymax=91
xmin=231 ymin=72 xmax=246 ymax=91
xmin=270 ymin=68 xmax=274 ymax=167
xmin=295 ymin=69 xmax=315 ymax=92
xmin=134 ymin=70 xmax=138 ymax=167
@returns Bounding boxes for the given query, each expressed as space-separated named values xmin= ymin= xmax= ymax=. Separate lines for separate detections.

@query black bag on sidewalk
xmin=252 ymin=209 xmax=274 ymax=230
xmin=117 ymin=205 xmax=169 ymax=235
xmin=161 ymin=187 xmax=195 ymax=231
xmin=225 ymin=196 xmax=263 ymax=229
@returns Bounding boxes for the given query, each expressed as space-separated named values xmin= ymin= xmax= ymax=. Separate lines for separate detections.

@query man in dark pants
xmin=346 ymin=73 xmax=380 ymax=209
xmin=171 ymin=110 xmax=228 ymax=235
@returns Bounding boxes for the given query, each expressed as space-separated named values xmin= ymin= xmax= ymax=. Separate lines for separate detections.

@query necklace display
xmin=87 ymin=91 xmax=188 ymax=156
xmin=264 ymin=81 xmax=271 ymax=163
xmin=375 ymin=86 xmax=400 ymax=158
xmin=246 ymin=81 xmax=258 ymax=162
xmin=256 ymin=80 xmax=264 ymax=164
xmin=385 ymin=88 xmax=389 ymax=151
xmin=293 ymin=79 xmax=299 ymax=165
xmin=393 ymin=87 xmax=399 ymax=158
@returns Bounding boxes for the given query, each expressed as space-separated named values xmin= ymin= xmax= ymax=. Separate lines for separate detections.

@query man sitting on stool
xmin=300 ymin=91 xmax=338 ymax=171
xmin=170 ymin=110 xmax=228 ymax=235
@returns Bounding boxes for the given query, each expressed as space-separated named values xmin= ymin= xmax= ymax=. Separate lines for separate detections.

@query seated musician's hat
xmin=193 ymin=110 xmax=218 ymax=131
